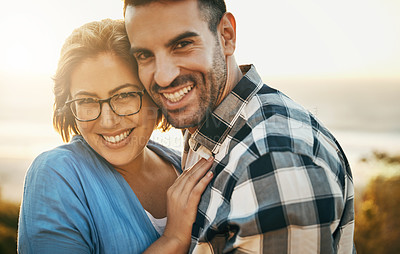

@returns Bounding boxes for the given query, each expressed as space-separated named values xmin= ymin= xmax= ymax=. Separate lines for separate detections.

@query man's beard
xmin=156 ymin=43 xmax=227 ymax=129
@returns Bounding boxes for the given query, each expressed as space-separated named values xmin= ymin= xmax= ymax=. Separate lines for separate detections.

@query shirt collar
xmin=187 ymin=64 xmax=264 ymax=155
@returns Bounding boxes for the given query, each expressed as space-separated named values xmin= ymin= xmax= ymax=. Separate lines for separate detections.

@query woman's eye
xmin=118 ymin=93 xmax=129 ymax=98
xmin=117 ymin=93 xmax=136 ymax=99
xmin=78 ymin=98 xmax=97 ymax=105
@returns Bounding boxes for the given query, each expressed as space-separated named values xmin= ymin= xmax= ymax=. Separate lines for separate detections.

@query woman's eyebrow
xmin=109 ymin=83 xmax=142 ymax=95
xmin=72 ymin=91 xmax=97 ymax=98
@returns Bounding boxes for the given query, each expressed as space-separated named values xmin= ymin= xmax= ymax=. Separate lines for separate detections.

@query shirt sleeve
xmin=18 ymin=153 xmax=94 ymax=254
xmin=224 ymin=150 xmax=347 ymax=253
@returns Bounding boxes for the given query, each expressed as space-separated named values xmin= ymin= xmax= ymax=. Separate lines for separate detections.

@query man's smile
xmin=162 ymin=83 xmax=194 ymax=103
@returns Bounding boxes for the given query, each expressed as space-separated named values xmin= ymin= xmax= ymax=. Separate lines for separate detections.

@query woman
xmin=18 ymin=19 xmax=213 ymax=253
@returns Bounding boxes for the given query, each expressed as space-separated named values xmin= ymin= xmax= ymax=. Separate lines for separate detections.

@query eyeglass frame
xmin=65 ymin=90 xmax=146 ymax=122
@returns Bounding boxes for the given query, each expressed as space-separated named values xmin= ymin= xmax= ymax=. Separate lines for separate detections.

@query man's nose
xmin=154 ymin=55 xmax=180 ymax=87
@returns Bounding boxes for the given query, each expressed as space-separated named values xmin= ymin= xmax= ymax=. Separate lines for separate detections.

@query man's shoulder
xmin=223 ymin=82 xmax=347 ymax=182
xmin=247 ymin=83 xmax=311 ymax=126
xmin=234 ymin=83 xmax=316 ymax=156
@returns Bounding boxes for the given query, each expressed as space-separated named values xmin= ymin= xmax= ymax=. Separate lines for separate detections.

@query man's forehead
xmin=125 ymin=0 xmax=200 ymax=19
xmin=125 ymin=1 xmax=207 ymax=41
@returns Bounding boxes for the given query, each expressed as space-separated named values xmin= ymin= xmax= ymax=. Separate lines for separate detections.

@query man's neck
xmin=215 ymin=63 xmax=243 ymax=106
xmin=187 ymin=126 xmax=197 ymax=134
xmin=187 ymin=58 xmax=243 ymax=134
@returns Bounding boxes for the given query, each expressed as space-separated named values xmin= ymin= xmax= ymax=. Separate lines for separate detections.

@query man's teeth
xmin=103 ymin=130 xmax=131 ymax=144
xmin=163 ymin=85 xmax=193 ymax=103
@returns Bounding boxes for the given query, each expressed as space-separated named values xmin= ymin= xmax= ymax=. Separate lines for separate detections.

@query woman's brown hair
xmin=53 ymin=19 xmax=169 ymax=142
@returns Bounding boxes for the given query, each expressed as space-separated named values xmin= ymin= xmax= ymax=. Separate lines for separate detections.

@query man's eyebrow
xmin=129 ymin=31 xmax=200 ymax=55
xmin=165 ymin=31 xmax=199 ymax=48
xmin=130 ymin=47 xmax=149 ymax=56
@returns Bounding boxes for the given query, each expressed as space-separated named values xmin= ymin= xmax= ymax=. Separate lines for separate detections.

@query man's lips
xmin=161 ymin=83 xmax=194 ymax=103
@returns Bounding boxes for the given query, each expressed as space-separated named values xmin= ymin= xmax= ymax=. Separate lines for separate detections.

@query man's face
xmin=125 ymin=0 xmax=227 ymax=129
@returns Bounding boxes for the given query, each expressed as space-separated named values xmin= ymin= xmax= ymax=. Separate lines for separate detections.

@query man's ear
xmin=218 ymin=12 xmax=236 ymax=56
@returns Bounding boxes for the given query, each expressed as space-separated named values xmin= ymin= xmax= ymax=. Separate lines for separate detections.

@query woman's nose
xmin=98 ymin=103 xmax=120 ymax=128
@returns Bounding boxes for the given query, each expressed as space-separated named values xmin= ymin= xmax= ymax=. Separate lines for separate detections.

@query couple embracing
xmin=18 ymin=1 xmax=355 ymax=253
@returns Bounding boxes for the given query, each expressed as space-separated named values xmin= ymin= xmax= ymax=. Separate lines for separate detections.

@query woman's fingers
xmin=170 ymin=157 xmax=213 ymax=198
xmin=163 ymin=157 xmax=214 ymax=247
xmin=186 ymin=170 xmax=213 ymax=211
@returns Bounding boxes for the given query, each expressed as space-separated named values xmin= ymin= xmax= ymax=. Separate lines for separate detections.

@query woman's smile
xmin=101 ymin=128 xmax=134 ymax=144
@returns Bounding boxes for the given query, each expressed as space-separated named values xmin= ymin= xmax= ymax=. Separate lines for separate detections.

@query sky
xmin=0 ymin=0 xmax=399 ymax=79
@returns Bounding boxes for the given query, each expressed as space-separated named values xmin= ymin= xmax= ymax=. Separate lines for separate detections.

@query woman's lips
xmin=101 ymin=128 xmax=134 ymax=144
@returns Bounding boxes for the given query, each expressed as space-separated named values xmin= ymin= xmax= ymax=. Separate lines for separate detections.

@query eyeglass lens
xmin=70 ymin=93 xmax=141 ymax=121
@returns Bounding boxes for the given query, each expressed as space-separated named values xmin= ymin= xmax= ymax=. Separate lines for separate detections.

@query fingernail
xmin=207 ymin=156 xmax=214 ymax=162
xmin=207 ymin=171 xmax=213 ymax=178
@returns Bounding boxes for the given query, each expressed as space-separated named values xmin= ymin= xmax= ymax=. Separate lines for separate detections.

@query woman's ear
xmin=218 ymin=12 xmax=236 ymax=56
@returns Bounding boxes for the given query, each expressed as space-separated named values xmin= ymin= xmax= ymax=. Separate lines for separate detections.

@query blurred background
xmin=1 ymin=0 xmax=399 ymax=253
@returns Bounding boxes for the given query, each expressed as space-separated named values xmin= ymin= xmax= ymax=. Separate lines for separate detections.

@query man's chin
xmin=165 ymin=113 xmax=205 ymax=129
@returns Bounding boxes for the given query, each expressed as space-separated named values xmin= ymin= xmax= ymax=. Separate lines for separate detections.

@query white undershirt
xmin=145 ymin=210 xmax=167 ymax=235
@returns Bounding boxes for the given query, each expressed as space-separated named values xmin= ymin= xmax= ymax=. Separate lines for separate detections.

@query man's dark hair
xmin=123 ymin=0 xmax=227 ymax=34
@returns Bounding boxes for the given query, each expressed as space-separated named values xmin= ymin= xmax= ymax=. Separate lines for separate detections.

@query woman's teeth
xmin=163 ymin=85 xmax=193 ymax=103
xmin=103 ymin=129 xmax=132 ymax=144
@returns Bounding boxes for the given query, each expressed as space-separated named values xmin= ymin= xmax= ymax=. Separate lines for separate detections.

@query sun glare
xmin=0 ymin=0 xmax=399 ymax=79
xmin=0 ymin=1 xmax=124 ymax=75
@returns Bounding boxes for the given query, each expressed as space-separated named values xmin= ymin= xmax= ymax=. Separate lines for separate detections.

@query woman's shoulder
xmin=147 ymin=139 xmax=182 ymax=172
xmin=27 ymin=135 xmax=99 ymax=179
xmin=33 ymin=135 xmax=84 ymax=159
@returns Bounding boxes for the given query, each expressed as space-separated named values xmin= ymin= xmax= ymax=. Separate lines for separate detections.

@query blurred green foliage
xmin=0 ymin=197 xmax=19 ymax=254
xmin=355 ymin=151 xmax=400 ymax=254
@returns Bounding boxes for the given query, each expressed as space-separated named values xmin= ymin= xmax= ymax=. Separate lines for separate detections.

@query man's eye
xmin=135 ymin=52 xmax=152 ymax=61
xmin=175 ymin=41 xmax=192 ymax=49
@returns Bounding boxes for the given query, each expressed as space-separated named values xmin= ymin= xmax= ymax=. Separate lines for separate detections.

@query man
xmin=124 ymin=0 xmax=355 ymax=253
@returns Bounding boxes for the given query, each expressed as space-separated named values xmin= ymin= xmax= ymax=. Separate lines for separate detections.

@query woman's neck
xmin=113 ymin=147 xmax=148 ymax=178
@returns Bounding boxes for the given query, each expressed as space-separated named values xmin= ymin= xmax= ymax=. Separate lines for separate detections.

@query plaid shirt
xmin=183 ymin=65 xmax=355 ymax=253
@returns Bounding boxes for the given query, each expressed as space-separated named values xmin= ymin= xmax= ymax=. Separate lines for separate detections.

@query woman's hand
xmin=144 ymin=157 xmax=214 ymax=253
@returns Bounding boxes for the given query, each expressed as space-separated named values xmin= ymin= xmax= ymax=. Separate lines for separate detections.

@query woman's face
xmin=69 ymin=52 xmax=158 ymax=169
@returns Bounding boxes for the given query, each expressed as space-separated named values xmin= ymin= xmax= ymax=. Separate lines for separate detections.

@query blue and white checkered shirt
xmin=184 ymin=65 xmax=355 ymax=253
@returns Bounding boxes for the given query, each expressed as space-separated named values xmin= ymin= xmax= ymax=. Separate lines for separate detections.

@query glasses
xmin=65 ymin=90 xmax=145 ymax=122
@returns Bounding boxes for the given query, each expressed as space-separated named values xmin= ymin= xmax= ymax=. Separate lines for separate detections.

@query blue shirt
xmin=18 ymin=135 xmax=181 ymax=254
